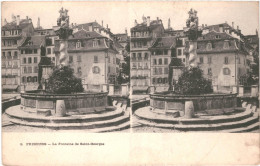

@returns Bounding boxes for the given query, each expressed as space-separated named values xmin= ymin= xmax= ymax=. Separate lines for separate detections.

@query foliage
xmin=117 ymin=49 xmax=130 ymax=84
xmin=168 ymin=57 xmax=184 ymax=91
xmin=174 ymin=67 xmax=213 ymax=95
xmin=46 ymin=66 xmax=84 ymax=94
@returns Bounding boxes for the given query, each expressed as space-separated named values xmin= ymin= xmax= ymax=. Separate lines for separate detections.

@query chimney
xmin=4 ymin=19 xmax=7 ymax=25
xmin=232 ymin=22 xmax=234 ymax=28
xmin=205 ymin=24 xmax=207 ymax=27
xmin=37 ymin=17 xmax=40 ymax=29
xmin=237 ymin=26 xmax=239 ymax=30
xmin=147 ymin=16 xmax=150 ymax=26
xmin=125 ymin=28 xmax=127 ymax=35
xmin=102 ymin=20 xmax=103 ymax=27
xmin=168 ymin=18 xmax=171 ymax=29
xmin=12 ymin=14 xmax=15 ymax=22
xmin=160 ymin=20 xmax=163 ymax=24
xmin=134 ymin=20 xmax=137 ymax=26
xmin=256 ymin=29 xmax=258 ymax=36
xmin=16 ymin=15 xmax=20 ymax=26
xmin=157 ymin=17 xmax=159 ymax=21
xmin=202 ymin=24 xmax=204 ymax=28
xmin=106 ymin=24 xmax=108 ymax=29
xmin=225 ymin=21 xmax=227 ymax=24
xmin=28 ymin=18 xmax=32 ymax=23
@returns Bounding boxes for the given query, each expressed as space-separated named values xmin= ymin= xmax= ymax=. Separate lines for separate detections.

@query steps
xmin=5 ymin=101 xmax=130 ymax=132
xmin=134 ymin=102 xmax=260 ymax=132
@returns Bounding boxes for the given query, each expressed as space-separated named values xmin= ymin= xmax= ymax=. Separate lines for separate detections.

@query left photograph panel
xmin=1 ymin=1 xmax=131 ymax=133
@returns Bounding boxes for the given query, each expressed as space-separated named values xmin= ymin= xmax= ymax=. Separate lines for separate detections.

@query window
xmin=28 ymin=67 xmax=32 ymax=73
xmin=144 ymin=63 xmax=148 ymax=69
xmin=183 ymin=58 xmax=185 ymax=62
xmin=33 ymin=76 xmax=37 ymax=83
xmin=93 ymin=66 xmax=100 ymax=74
xmin=47 ymin=48 xmax=51 ymax=54
xmin=93 ymin=40 xmax=99 ymax=47
xmin=223 ymin=68 xmax=230 ymax=75
xmin=159 ymin=59 xmax=162 ymax=65
xmin=144 ymin=53 xmax=148 ymax=60
xmin=93 ymin=56 xmax=98 ymax=63
xmin=208 ymin=57 xmax=212 ymax=64
xmin=77 ymin=67 xmax=82 ymax=74
xmin=158 ymin=68 xmax=162 ymax=74
xmin=153 ymin=59 xmax=157 ymax=65
xmin=164 ymin=50 xmax=168 ymax=55
xmin=8 ymin=52 xmax=11 ymax=58
xmin=23 ymin=67 xmax=27 ymax=74
xmin=76 ymin=41 xmax=81 ymax=48
xmin=138 ymin=63 xmax=142 ymax=69
xmin=164 ymin=58 xmax=168 ymax=65
xmin=215 ymin=35 xmax=220 ymax=39
xmin=14 ymin=52 xmax=18 ymax=58
xmin=2 ymin=52 xmax=5 ymax=58
xmin=34 ymin=67 xmax=38 ymax=73
xmin=34 ymin=57 xmax=37 ymax=63
xmin=23 ymin=58 xmax=26 ymax=64
xmin=27 ymin=77 xmax=31 ymax=82
xmin=164 ymin=67 xmax=169 ymax=74
xmin=238 ymin=57 xmax=240 ymax=64
xmin=132 ymin=53 xmax=136 ymax=60
xmin=22 ymin=76 xmax=26 ymax=83
xmin=238 ymin=68 xmax=242 ymax=76
xmin=69 ymin=56 xmax=73 ymax=63
xmin=177 ymin=49 xmax=182 ymax=56
xmin=224 ymin=57 xmax=229 ymax=64
xmin=223 ymin=41 xmax=229 ymax=49
xmin=208 ymin=68 xmax=212 ymax=76
xmin=34 ymin=49 xmax=37 ymax=54
xmin=13 ymin=61 xmax=18 ymax=67
xmin=77 ymin=55 xmax=81 ymax=62
xmin=28 ymin=57 xmax=32 ymax=64
xmin=132 ymin=63 xmax=136 ymax=69
xmin=152 ymin=78 xmax=156 ymax=84
xmin=200 ymin=57 xmax=204 ymax=63
xmin=138 ymin=53 xmax=142 ymax=60
xmin=207 ymin=43 xmax=212 ymax=50
xmin=153 ymin=68 xmax=157 ymax=75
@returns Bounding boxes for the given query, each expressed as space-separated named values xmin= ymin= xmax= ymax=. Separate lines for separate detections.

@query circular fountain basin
xmin=20 ymin=90 xmax=108 ymax=115
xmin=150 ymin=92 xmax=237 ymax=115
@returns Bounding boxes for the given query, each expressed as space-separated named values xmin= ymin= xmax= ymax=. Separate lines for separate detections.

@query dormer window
xmin=223 ymin=41 xmax=230 ymax=49
xmin=93 ymin=39 xmax=99 ymax=47
xmin=215 ymin=35 xmax=220 ymax=39
xmin=76 ymin=41 xmax=81 ymax=48
xmin=206 ymin=43 xmax=212 ymax=50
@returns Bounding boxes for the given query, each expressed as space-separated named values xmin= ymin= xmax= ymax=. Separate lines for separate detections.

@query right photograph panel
xmin=130 ymin=1 xmax=260 ymax=133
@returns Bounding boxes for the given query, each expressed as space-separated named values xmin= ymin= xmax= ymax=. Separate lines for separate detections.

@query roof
xmin=195 ymin=31 xmax=249 ymax=54
xmin=114 ymin=33 xmax=128 ymax=42
xmin=198 ymin=30 xmax=234 ymax=41
xmin=73 ymin=22 xmax=103 ymax=31
xmin=150 ymin=36 xmax=176 ymax=49
xmin=204 ymin=23 xmax=243 ymax=37
xmin=70 ymin=29 xmax=105 ymax=39
xmin=131 ymin=20 xmax=163 ymax=32
xmin=19 ymin=35 xmax=46 ymax=49
xmin=244 ymin=35 xmax=259 ymax=45
xmin=2 ymin=19 xmax=32 ymax=30
xmin=34 ymin=29 xmax=56 ymax=36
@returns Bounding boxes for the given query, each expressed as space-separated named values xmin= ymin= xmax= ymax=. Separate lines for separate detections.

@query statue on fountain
xmin=54 ymin=7 xmax=73 ymax=67
xmin=184 ymin=8 xmax=202 ymax=67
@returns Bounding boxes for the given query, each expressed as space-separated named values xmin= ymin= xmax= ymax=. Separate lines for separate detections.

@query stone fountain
xmin=4 ymin=8 xmax=130 ymax=132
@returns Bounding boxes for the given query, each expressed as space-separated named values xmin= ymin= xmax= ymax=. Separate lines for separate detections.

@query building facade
xmin=19 ymin=36 xmax=46 ymax=90
xmin=54 ymin=29 xmax=118 ymax=92
xmin=149 ymin=36 xmax=177 ymax=92
xmin=130 ymin=16 xmax=164 ymax=92
xmin=1 ymin=15 xmax=34 ymax=91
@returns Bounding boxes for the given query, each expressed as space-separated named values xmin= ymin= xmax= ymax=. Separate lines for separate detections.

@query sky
xmin=1 ymin=1 xmax=259 ymax=35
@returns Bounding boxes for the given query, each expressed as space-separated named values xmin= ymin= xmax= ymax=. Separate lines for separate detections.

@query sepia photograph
xmin=2 ymin=2 xmax=131 ymax=133
xmin=1 ymin=1 xmax=260 ymax=165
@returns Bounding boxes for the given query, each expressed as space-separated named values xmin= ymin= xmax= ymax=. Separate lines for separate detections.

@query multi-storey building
xmin=34 ymin=27 xmax=58 ymax=65
xmin=54 ymin=28 xmax=118 ymax=92
xmin=19 ymin=35 xmax=46 ymax=90
xmin=196 ymin=30 xmax=249 ymax=92
xmin=130 ymin=16 xmax=164 ymax=93
xmin=149 ymin=36 xmax=176 ymax=92
xmin=1 ymin=15 xmax=34 ymax=91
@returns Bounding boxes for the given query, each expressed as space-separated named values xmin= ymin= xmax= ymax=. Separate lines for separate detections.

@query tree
xmin=46 ymin=66 xmax=84 ymax=94
xmin=174 ymin=67 xmax=213 ymax=95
